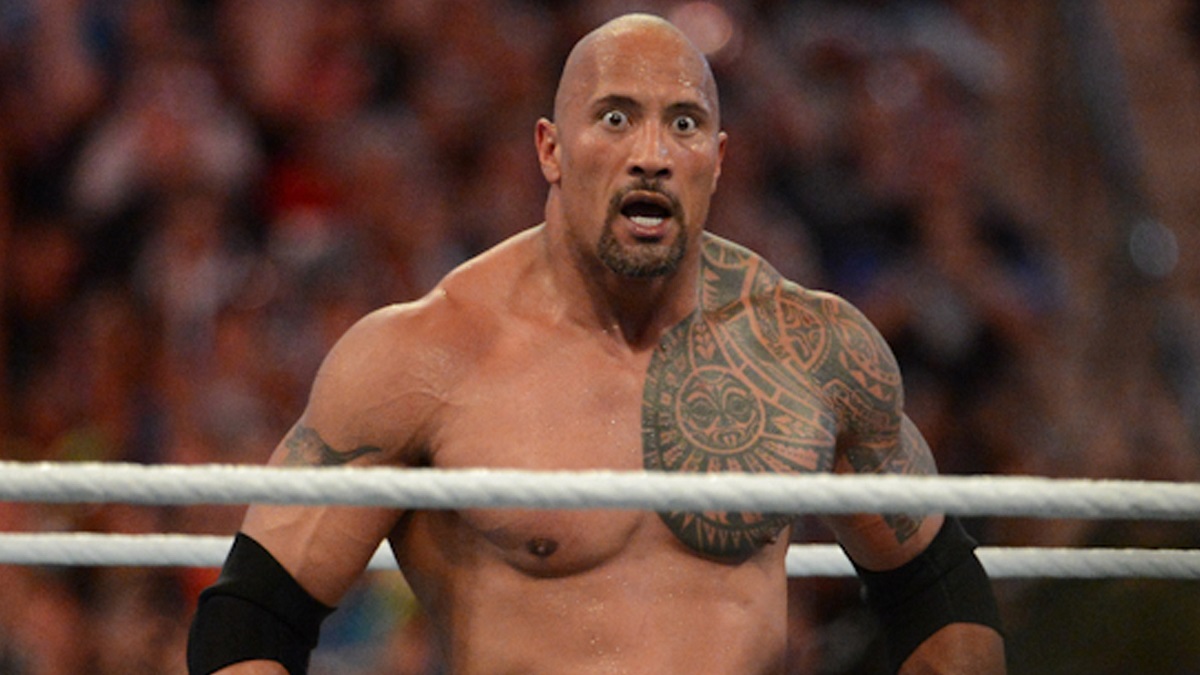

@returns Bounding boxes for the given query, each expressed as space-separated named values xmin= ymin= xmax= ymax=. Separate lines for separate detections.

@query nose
xmin=627 ymin=123 xmax=673 ymax=180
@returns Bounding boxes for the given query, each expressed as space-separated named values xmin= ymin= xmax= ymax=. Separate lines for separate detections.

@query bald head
xmin=552 ymin=13 xmax=720 ymax=125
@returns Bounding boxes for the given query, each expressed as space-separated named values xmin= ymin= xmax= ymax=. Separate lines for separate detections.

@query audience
xmin=1 ymin=1 xmax=1197 ymax=673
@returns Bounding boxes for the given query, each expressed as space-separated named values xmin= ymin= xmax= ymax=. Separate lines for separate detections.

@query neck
xmin=538 ymin=223 xmax=701 ymax=351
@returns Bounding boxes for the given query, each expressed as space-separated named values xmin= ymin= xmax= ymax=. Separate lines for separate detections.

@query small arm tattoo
xmin=280 ymin=424 xmax=383 ymax=466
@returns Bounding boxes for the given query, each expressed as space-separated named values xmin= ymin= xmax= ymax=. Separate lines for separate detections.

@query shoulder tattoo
xmin=643 ymin=236 xmax=933 ymax=554
xmin=280 ymin=424 xmax=383 ymax=466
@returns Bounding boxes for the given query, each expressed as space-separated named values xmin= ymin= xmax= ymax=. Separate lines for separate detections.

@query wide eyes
xmin=602 ymin=110 xmax=629 ymax=129
xmin=598 ymin=109 xmax=702 ymax=135
xmin=672 ymin=115 xmax=699 ymax=134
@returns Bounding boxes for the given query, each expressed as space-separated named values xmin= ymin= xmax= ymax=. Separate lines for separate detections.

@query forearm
xmin=187 ymin=534 xmax=335 ymax=675
xmin=899 ymin=624 xmax=1006 ymax=675
xmin=850 ymin=519 xmax=1005 ymax=674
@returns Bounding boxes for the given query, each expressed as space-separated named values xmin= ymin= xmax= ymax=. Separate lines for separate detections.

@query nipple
xmin=526 ymin=537 xmax=559 ymax=558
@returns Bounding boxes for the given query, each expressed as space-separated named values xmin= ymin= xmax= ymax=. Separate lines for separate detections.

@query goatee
xmin=597 ymin=184 xmax=687 ymax=278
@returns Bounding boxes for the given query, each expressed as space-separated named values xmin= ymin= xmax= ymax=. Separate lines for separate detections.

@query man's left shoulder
xmin=700 ymin=233 xmax=800 ymax=309
xmin=700 ymin=232 xmax=832 ymax=314
xmin=698 ymin=235 xmax=897 ymax=385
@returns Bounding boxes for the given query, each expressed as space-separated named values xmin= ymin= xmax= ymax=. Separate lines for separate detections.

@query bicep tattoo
xmin=818 ymin=296 xmax=937 ymax=544
xmin=843 ymin=417 xmax=937 ymax=544
xmin=844 ymin=417 xmax=937 ymax=477
xmin=280 ymin=424 xmax=383 ymax=467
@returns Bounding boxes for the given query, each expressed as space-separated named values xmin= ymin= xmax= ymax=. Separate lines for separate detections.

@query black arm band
xmin=853 ymin=517 xmax=1003 ymax=673
xmin=187 ymin=533 xmax=335 ymax=675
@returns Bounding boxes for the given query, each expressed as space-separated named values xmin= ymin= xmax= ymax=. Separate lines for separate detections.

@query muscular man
xmin=188 ymin=13 xmax=1005 ymax=675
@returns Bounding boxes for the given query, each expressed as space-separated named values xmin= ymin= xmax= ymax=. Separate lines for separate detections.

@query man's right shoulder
xmin=323 ymin=228 xmax=534 ymax=390
xmin=300 ymin=278 xmax=500 ymax=451
xmin=340 ymin=283 xmax=498 ymax=371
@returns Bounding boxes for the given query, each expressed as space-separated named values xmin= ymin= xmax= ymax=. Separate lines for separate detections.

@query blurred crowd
xmin=1 ymin=0 xmax=1198 ymax=673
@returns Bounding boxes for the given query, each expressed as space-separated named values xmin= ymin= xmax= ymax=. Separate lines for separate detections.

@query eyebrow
xmin=591 ymin=94 xmax=642 ymax=116
xmin=665 ymin=100 xmax=713 ymax=123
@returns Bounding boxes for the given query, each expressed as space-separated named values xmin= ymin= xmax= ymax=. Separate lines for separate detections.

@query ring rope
xmin=1 ymin=533 xmax=1197 ymax=579
xmin=2 ymin=462 xmax=1199 ymax=520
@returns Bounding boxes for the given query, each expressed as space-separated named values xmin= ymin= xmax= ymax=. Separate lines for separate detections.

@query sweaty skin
xmin=212 ymin=14 xmax=1004 ymax=675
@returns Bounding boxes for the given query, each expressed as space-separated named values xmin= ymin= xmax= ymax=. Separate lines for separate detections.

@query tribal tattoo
xmin=642 ymin=235 xmax=930 ymax=559
xmin=280 ymin=424 xmax=384 ymax=466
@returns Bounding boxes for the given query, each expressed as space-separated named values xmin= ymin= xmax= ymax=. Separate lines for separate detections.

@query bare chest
xmin=428 ymin=309 xmax=840 ymax=567
xmin=422 ymin=335 xmax=649 ymax=574
xmin=435 ymin=333 xmax=647 ymax=472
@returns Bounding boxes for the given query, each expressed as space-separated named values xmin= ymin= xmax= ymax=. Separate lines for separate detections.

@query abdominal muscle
xmin=391 ymin=508 xmax=791 ymax=675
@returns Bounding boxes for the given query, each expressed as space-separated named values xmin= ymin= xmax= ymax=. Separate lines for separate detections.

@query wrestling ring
xmin=1 ymin=461 xmax=1199 ymax=579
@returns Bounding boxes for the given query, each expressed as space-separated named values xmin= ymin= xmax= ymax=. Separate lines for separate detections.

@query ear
xmin=711 ymin=130 xmax=728 ymax=191
xmin=535 ymin=118 xmax=562 ymax=184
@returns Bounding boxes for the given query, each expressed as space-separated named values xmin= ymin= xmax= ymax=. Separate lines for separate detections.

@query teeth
xmin=630 ymin=215 xmax=665 ymax=227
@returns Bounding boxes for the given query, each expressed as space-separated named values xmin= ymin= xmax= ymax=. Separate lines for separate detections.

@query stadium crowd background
xmin=1 ymin=0 xmax=1199 ymax=672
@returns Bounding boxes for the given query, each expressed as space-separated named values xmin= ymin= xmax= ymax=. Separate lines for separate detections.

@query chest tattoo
xmin=642 ymin=244 xmax=842 ymax=560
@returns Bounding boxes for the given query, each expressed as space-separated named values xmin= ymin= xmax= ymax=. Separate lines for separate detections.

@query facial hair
xmin=597 ymin=183 xmax=687 ymax=278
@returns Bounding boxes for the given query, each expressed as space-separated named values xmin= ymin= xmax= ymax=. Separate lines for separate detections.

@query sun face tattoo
xmin=643 ymin=238 xmax=835 ymax=560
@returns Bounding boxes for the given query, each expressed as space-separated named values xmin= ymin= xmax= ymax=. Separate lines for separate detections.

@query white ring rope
xmin=2 ymin=463 xmax=1197 ymax=579
xmin=1 ymin=462 xmax=1199 ymax=520
xmin=1 ymin=533 xmax=1197 ymax=579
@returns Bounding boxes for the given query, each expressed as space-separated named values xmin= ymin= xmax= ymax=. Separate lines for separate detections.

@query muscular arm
xmin=686 ymin=238 xmax=1002 ymax=672
xmin=834 ymin=417 xmax=1005 ymax=674
xmin=198 ymin=304 xmax=446 ymax=675
xmin=813 ymin=293 xmax=1005 ymax=674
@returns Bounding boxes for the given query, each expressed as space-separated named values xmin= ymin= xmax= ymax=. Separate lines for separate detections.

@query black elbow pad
xmin=187 ymin=533 xmax=335 ymax=675
xmin=853 ymin=517 xmax=1003 ymax=673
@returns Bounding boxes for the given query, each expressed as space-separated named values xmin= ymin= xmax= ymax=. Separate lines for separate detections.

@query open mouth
xmin=619 ymin=192 xmax=674 ymax=235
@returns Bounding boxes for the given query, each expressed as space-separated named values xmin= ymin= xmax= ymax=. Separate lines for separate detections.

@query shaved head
xmin=552 ymin=13 xmax=720 ymax=126
xmin=535 ymin=12 xmax=727 ymax=282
